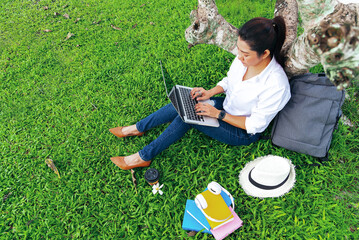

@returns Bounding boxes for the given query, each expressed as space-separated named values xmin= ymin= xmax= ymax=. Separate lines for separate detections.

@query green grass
xmin=1 ymin=0 xmax=358 ymax=239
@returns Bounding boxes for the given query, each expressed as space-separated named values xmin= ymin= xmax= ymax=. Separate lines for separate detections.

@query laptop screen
xmin=159 ymin=60 xmax=175 ymax=97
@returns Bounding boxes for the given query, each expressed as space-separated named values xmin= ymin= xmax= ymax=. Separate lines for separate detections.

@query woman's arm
xmin=191 ymin=85 xmax=224 ymax=101
xmin=191 ymin=84 xmax=247 ymax=129
xmin=192 ymin=85 xmax=247 ymax=130
xmin=220 ymin=114 xmax=246 ymax=130
xmin=207 ymin=85 xmax=225 ymax=98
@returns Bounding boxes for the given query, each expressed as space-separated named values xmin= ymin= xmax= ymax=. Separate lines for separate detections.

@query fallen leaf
xmin=45 ymin=159 xmax=61 ymax=178
xmin=65 ymin=32 xmax=74 ymax=40
xmin=111 ymin=24 xmax=121 ymax=30
xmin=140 ymin=3 xmax=146 ymax=7
xmin=150 ymin=22 xmax=154 ymax=25
xmin=3 ymin=192 xmax=12 ymax=202
xmin=62 ymin=4 xmax=68 ymax=9
xmin=54 ymin=12 xmax=60 ymax=16
xmin=187 ymin=231 xmax=197 ymax=237
xmin=132 ymin=24 xmax=137 ymax=29
xmin=131 ymin=169 xmax=137 ymax=193
xmin=63 ymin=13 xmax=69 ymax=19
xmin=44 ymin=6 xmax=49 ymax=10
xmin=92 ymin=20 xmax=101 ymax=24
xmin=26 ymin=219 xmax=34 ymax=226
xmin=74 ymin=18 xmax=81 ymax=23
xmin=43 ymin=29 xmax=52 ymax=32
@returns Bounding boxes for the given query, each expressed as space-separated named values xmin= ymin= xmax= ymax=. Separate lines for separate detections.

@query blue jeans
xmin=136 ymin=97 xmax=261 ymax=161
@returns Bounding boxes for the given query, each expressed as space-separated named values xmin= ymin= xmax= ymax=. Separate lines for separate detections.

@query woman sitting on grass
xmin=109 ymin=16 xmax=291 ymax=170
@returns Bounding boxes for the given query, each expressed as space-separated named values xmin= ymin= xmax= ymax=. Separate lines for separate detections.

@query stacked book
xmin=182 ymin=188 xmax=243 ymax=240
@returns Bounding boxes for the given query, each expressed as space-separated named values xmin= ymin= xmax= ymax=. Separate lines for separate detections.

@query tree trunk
xmin=185 ymin=0 xmax=359 ymax=90
xmin=185 ymin=0 xmax=239 ymax=55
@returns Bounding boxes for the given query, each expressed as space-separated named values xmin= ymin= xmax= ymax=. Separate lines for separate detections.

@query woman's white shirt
xmin=217 ymin=57 xmax=291 ymax=134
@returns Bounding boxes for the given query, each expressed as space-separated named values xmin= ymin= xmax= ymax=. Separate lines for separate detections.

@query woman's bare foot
xmin=110 ymin=153 xmax=151 ymax=170
xmin=121 ymin=125 xmax=141 ymax=136
xmin=109 ymin=125 xmax=144 ymax=138
xmin=123 ymin=152 xmax=144 ymax=166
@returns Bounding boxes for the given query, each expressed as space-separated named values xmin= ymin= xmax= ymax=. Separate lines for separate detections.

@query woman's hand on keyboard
xmin=195 ymin=102 xmax=220 ymax=118
xmin=191 ymin=87 xmax=210 ymax=101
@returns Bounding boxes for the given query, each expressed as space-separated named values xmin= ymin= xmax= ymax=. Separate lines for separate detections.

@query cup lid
xmin=144 ymin=168 xmax=159 ymax=182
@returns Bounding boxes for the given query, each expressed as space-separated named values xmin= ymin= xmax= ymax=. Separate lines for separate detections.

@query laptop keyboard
xmin=179 ymin=88 xmax=204 ymax=122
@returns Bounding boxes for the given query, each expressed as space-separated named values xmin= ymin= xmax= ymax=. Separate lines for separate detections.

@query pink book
xmin=210 ymin=207 xmax=243 ymax=240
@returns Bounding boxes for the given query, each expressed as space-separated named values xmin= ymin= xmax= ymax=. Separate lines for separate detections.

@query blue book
xmin=182 ymin=199 xmax=212 ymax=234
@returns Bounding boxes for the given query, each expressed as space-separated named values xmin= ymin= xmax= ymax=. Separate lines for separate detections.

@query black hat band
xmin=248 ymin=168 xmax=290 ymax=190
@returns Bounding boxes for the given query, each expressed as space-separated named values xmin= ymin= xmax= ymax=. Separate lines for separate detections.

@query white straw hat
xmin=238 ymin=155 xmax=296 ymax=198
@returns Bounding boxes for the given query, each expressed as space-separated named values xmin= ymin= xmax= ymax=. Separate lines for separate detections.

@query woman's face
xmin=236 ymin=36 xmax=268 ymax=67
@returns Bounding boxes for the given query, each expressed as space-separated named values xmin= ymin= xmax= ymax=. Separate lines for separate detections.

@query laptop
xmin=159 ymin=61 xmax=219 ymax=127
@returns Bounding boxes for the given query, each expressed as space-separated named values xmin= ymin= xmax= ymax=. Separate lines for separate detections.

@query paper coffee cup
xmin=144 ymin=168 xmax=159 ymax=186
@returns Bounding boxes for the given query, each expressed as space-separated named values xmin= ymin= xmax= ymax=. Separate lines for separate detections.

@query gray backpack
xmin=271 ymin=73 xmax=345 ymax=161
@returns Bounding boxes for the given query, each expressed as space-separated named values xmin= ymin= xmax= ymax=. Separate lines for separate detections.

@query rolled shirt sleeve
xmin=217 ymin=77 xmax=229 ymax=92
